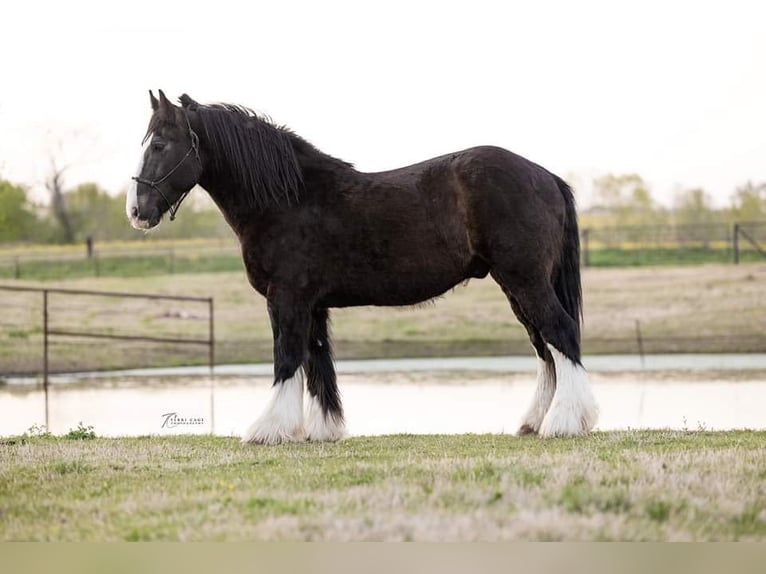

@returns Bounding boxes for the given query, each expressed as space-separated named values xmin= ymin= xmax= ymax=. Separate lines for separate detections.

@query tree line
xmin=583 ymin=174 xmax=765 ymax=229
xmin=0 ymin=174 xmax=764 ymax=245
xmin=0 ymin=180 xmax=232 ymax=244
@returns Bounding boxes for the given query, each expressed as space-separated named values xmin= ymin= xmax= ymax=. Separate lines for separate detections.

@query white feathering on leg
xmin=539 ymin=345 xmax=598 ymax=437
xmin=242 ymin=369 xmax=306 ymax=445
xmin=518 ymin=357 xmax=556 ymax=434
xmin=305 ymin=394 xmax=346 ymax=442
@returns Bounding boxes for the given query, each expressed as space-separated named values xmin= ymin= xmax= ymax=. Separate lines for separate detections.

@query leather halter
xmin=131 ymin=115 xmax=200 ymax=221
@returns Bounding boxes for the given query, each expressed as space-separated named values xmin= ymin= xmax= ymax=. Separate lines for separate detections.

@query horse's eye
xmin=151 ymin=141 xmax=166 ymax=152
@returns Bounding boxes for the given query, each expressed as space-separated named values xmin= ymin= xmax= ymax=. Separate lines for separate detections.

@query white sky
xmin=1 ymin=0 xmax=764 ymax=209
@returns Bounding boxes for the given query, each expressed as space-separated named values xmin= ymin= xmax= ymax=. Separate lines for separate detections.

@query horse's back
xmin=348 ymin=143 xmax=568 ymax=259
xmin=365 ymin=144 xmax=567 ymax=222
xmin=451 ymin=146 xmax=566 ymax=206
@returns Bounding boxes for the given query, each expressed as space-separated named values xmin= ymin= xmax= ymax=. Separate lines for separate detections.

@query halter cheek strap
xmin=132 ymin=115 xmax=201 ymax=221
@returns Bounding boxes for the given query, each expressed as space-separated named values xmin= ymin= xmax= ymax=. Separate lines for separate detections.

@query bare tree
xmin=45 ymin=156 xmax=75 ymax=242
xmin=42 ymin=127 xmax=100 ymax=243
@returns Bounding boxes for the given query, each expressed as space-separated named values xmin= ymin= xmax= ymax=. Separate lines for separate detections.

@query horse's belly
xmin=320 ymin=269 xmax=470 ymax=308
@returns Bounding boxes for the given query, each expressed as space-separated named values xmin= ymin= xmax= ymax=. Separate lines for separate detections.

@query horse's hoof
xmin=538 ymin=406 xmax=592 ymax=437
xmin=241 ymin=422 xmax=306 ymax=445
xmin=517 ymin=424 xmax=538 ymax=436
xmin=305 ymin=397 xmax=346 ymax=442
xmin=305 ymin=416 xmax=346 ymax=442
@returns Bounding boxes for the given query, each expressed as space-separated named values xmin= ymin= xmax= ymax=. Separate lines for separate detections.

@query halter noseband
xmin=132 ymin=115 xmax=200 ymax=221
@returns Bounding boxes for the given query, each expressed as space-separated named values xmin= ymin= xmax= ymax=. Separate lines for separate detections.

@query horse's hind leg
xmin=522 ymin=284 xmax=597 ymax=436
xmin=540 ymin=338 xmax=598 ymax=437
xmin=496 ymin=273 xmax=597 ymax=437
xmin=305 ymin=308 xmax=345 ymax=441
xmin=504 ymin=292 xmax=556 ymax=435
xmin=242 ymin=296 xmax=309 ymax=445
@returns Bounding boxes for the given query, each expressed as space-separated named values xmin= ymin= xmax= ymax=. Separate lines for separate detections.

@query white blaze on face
xmin=126 ymin=142 xmax=148 ymax=228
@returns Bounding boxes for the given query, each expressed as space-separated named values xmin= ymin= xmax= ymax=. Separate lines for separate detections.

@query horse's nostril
xmin=131 ymin=206 xmax=138 ymax=217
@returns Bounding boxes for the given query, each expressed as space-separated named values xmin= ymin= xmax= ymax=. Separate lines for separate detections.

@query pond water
xmin=2 ymin=366 xmax=765 ymax=437
xmin=26 ymin=353 xmax=766 ymax=380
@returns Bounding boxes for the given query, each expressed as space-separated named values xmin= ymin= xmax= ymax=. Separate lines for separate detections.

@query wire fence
xmin=1 ymin=222 xmax=764 ymax=280
xmin=581 ymin=221 xmax=766 ymax=266
xmin=0 ymin=238 xmax=242 ymax=280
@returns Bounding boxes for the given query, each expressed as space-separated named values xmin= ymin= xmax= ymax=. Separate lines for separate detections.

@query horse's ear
xmin=149 ymin=90 xmax=159 ymax=111
xmin=179 ymin=93 xmax=199 ymax=110
xmin=157 ymin=89 xmax=175 ymax=118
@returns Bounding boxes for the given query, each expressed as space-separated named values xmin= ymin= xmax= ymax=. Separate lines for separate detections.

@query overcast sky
xmin=1 ymin=0 xmax=764 ymax=209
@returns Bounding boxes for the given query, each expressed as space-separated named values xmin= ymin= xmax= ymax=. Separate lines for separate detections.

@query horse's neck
xmin=203 ymin=148 xmax=350 ymax=213
xmin=287 ymin=133 xmax=354 ymax=174
xmin=198 ymin=130 xmax=356 ymax=237
xmin=198 ymin=175 xmax=258 ymax=236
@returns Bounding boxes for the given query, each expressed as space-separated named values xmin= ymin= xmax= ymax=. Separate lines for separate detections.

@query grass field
xmin=586 ymin=247 xmax=761 ymax=266
xmin=1 ymin=263 xmax=765 ymax=374
xmin=1 ymin=430 xmax=764 ymax=541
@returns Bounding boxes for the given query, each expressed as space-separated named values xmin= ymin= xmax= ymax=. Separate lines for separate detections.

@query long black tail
xmin=551 ymin=175 xmax=583 ymax=360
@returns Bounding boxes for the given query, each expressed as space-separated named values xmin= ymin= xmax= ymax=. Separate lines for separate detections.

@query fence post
xmin=208 ymin=297 xmax=215 ymax=435
xmin=582 ymin=228 xmax=590 ymax=267
xmin=635 ymin=319 xmax=645 ymax=369
xmin=725 ymin=225 xmax=732 ymax=261
xmin=733 ymin=223 xmax=740 ymax=264
xmin=14 ymin=256 xmax=20 ymax=279
xmin=43 ymin=290 xmax=50 ymax=431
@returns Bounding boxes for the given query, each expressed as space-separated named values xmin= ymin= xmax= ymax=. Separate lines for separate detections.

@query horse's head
xmin=127 ymin=90 xmax=203 ymax=229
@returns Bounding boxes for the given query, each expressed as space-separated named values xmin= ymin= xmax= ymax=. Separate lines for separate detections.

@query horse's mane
xmin=145 ymin=98 xmax=354 ymax=208
xmin=194 ymin=103 xmax=304 ymax=208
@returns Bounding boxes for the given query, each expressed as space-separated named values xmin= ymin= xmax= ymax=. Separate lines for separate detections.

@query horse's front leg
xmin=242 ymin=296 xmax=310 ymax=445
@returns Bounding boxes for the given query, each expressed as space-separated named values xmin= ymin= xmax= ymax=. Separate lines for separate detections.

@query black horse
xmin=128 ymin=90 xmax=598 ymax=443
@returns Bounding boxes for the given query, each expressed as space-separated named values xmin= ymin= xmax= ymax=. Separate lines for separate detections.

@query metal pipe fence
xmin=0 ymin=285 xmax=215 ymax=431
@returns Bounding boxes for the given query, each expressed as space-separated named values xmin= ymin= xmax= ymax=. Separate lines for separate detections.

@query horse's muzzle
xmin=129 ymin=207 xmax=162 ymax=230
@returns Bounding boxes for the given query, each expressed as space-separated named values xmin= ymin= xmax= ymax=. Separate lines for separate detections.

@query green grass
xmin=1 ymin=431 xmax=764 ymax=541
xmin=0 ymin=253 xmax=245 ymax=281
xmin=586 ymin=247 xmax=763 ymax=267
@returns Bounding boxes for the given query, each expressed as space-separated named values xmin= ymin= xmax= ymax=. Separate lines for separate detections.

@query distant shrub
xmin=65 ymin=422 xmax=96 ymax=440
